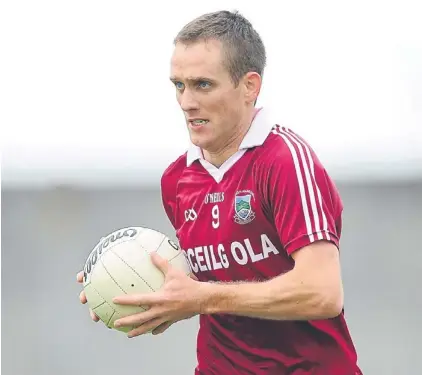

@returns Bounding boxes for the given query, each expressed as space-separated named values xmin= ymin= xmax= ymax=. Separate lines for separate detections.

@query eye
xmin=198 ymin=81 xmax=211 ymax=89
xmin=174 ymin=81 xmax=185 ymax=90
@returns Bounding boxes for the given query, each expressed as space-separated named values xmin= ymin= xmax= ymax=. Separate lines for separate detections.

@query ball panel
xmin=83 ymin=227 xmax=141 ymax=285
xmin=91 ymin=250 xmax=150 ymax=327
xmin=156 ymin=237 xmax=182 ymax=260
xmin=169 ymin=251 xmax=192 ymax=276
xmin=88 ymin=253 xmax=126 ymax=305
xmin=102 ymin=250 xmax=154 ymax=300
xmin=135 ymin=228 xmax=167 ymax=252
xmin=113 ymin=242 xmax=165 ymax=292
xmin=83 ymin=282 xmax=105 ymax=309
xmin=87 ymin=279 xmax=147 ymax=329
xmin=92 ymin=301 xmax=115 ymax=327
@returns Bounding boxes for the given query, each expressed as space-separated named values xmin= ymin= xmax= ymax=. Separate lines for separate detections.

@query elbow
xmin=318 ymin=287 xmax=344 ymax=318
xmin=321 ymin=297 xmax=343 ymax=318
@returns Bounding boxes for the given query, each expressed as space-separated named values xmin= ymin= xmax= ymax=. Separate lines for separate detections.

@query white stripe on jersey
xmin=284 ymin=127 xmax=330 ymax=241
xmin=272 ymin=127 xmax=315 ymax=242
xmin=272 ymin=125 xmax=330 ymax=243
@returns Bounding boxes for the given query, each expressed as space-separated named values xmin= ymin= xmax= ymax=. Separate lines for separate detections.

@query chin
xmin=188 ymin=129 xmax=209 ymax=147
xmin=190 ymin=136 xmax=216 ymax=151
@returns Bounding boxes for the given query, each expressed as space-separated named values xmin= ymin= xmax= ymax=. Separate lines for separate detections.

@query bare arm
xmin=199 ymin=240 xmax=344 ymax=320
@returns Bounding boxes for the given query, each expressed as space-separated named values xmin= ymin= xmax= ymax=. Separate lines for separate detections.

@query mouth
xmin=188 ymin=119 xmax=209 ymax=128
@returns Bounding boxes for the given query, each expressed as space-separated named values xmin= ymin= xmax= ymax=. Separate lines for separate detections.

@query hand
xmin=113 ymin=252 xmax=203 ymax=338
xmin=77 ymin=271 xmax=100 ymax=322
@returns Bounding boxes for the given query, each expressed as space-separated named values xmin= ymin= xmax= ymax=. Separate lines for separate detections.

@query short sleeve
xmin=161 ymin=172 xmax=178 ymax=230
xmin=261 ymin=127 xmax=343 ymax=255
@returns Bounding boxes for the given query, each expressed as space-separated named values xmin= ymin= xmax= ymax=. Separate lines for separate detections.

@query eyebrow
xmin=169 ymin=76 xmax=214 ymax=83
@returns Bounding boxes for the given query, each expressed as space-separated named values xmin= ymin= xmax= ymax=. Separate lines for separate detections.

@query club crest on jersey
xmin=234 ymin=190 xmax=256 ymax=225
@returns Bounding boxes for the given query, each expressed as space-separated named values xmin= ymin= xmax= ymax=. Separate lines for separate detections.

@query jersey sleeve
xmin=160 ymin=154 xmax=188 ymax=232
xmin=259 ymin=127 xmax=343 ymax=256
xmin=160 ymin=169 xmax=178 ymax=230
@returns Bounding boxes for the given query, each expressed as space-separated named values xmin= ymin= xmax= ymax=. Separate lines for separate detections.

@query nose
xmin=179 ymin=89 xmax=199 ymax=112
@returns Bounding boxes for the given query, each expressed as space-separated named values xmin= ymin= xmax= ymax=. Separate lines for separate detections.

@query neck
xmin=203 ymin=108 xmax=258 ymax=167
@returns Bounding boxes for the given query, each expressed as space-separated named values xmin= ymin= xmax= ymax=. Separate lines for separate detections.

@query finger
xmin=127 ymin=317 xmax=167 ymax=338
xmin=114 ymin=308 xmax=159 ymax=328
xmin=113 ymin=292 xmax=162 ymax=306
xmin=152 ymin=320 xmax=174 ymax=335
xmin=79 ymin=290 xmax=87 ymax=304
xmin=150 ymin=252 xmax=170 ymax=275
xmin=90 ymin=309 xmax=100 ymax=322
xmin=76 ymin=271 xmax=84 ymax=283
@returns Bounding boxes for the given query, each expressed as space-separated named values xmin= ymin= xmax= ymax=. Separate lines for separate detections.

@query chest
xmin=173 ymin=158 xmax=293 ymax=281
xmin=175 ymin=153 xmax=262 ymax=240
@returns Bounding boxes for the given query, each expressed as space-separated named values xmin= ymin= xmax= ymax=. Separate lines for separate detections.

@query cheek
xmin=176 ymin=91 xmax=182 ymax=105
xmin=211 ymin=91 xmax=237 ymax=115
xmin=219 ymin=92 xmax=242 ymax=119
xmin=202 ymin=90 xmax=243 ymax=128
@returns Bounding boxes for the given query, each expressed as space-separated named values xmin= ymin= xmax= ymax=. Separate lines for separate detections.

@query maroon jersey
xmin=161 ymin=109 xmax=362 ymax=375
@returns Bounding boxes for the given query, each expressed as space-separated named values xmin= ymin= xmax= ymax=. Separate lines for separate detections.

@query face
xmin=170 ymin=39 xmax=261 ymax=152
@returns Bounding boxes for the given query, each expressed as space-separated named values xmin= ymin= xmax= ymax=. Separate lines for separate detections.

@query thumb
xmin=150 ymin=252 xmax=170 ymax=275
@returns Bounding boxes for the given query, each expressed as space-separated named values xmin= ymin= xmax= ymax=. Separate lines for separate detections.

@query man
xmin=77 ymin=10 xmax=362 ymax=375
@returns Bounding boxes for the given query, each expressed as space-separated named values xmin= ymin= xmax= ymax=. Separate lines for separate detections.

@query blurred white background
xmin=1 ymin=0 xmax=421 ymax=187
xmin=2 ymin=1 xmax=422 ymax=375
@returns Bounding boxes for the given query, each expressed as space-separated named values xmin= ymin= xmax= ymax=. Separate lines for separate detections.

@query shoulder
xmin=161 ymin=153 xmax=188 ymax=201
xmin=252 ymin=124 xmax=337 ymax=197
xmin=161 ymin=153 xmax=187 ymax=184
xmin=255 ymin=124 xmax=343 ymax=210
xmin=255 ymin=124 xmax=322 ymax=170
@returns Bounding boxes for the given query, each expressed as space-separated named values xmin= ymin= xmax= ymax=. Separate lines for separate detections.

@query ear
xmin=243 ymin=72 xmax=262 ymax=104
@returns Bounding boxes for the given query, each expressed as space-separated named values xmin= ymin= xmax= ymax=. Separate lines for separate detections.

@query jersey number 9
xmin=212 ymin=205 xmax=220 ymax=229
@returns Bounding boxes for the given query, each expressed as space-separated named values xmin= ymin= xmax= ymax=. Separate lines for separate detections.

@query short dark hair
xmin=174 ymin=10 xmax=266 ymax=86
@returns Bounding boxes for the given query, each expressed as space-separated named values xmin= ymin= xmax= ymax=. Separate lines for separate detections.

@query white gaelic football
xmin=82 ymin=226 xmax=191 ymax=333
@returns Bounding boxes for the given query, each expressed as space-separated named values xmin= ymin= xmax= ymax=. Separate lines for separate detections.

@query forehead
xmin=170 ymin=39 xmax=227 ymax=79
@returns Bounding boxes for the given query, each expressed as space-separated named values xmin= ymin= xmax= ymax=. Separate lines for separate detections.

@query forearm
xmin=200 ymin=270 xmax=343 ymax=321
